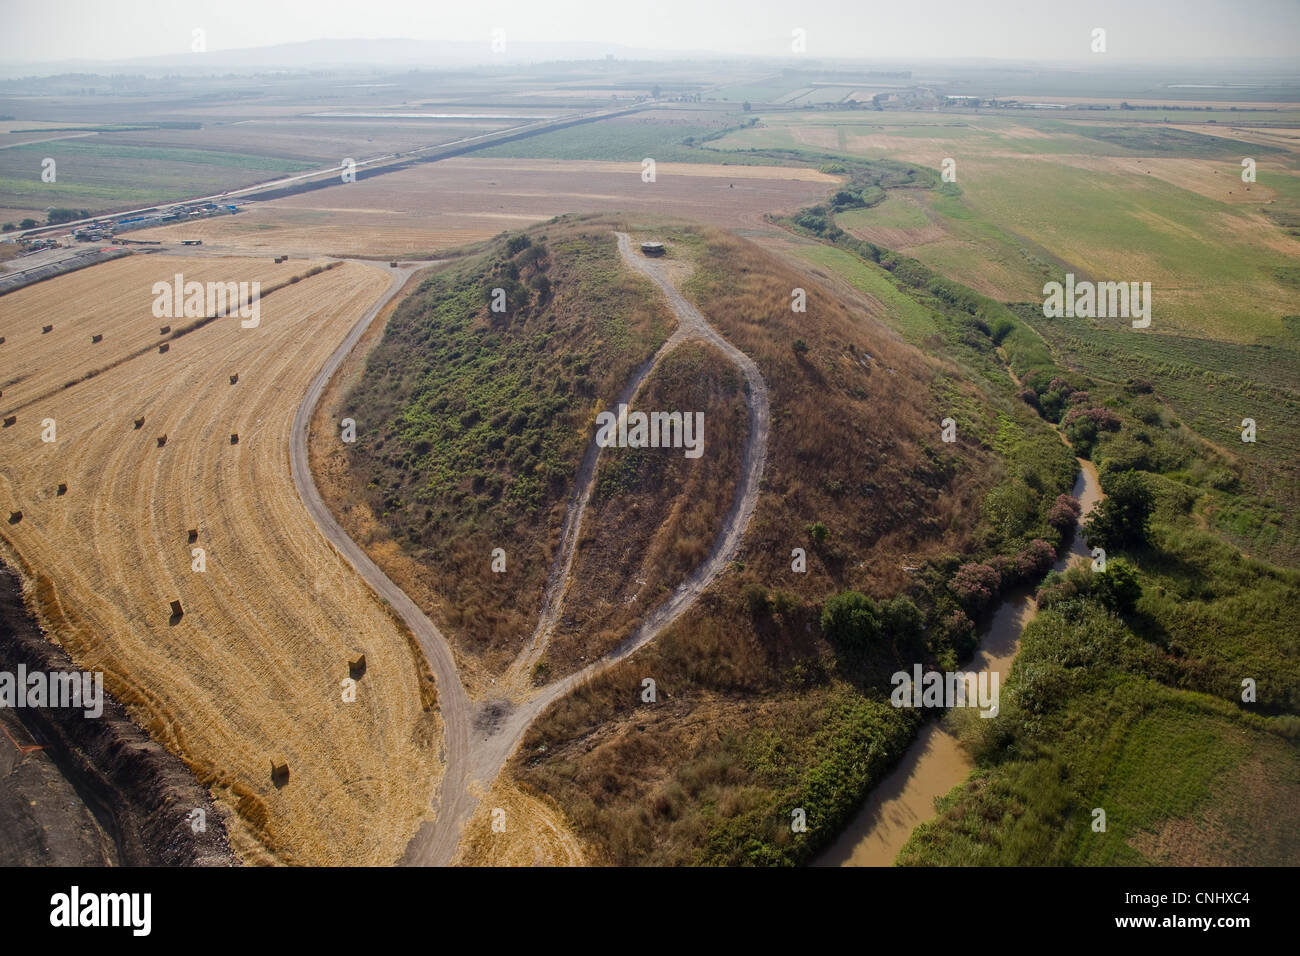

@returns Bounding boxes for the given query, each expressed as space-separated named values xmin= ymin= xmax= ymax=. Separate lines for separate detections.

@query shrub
xmin=950 ymin=562 xmax=1001 ymax=611
xmin=743 ymin=584 xmax=772 ymax=618
xmin=820 ymin=591 xmax=881 ymax=650
xmin=1091 ymin=557 xmax=1141 ymax=614
xmin=880 ymin=595 xmax=923 ymax=643
xmin=1084 ymin=471 xmax=1154 ymax=550
xmin=936 ymin=608 xmax=976 ymax=656
xmin=1011 ymin=539 xmax=1057 ymax=582
xmin=771 ymin=589 xmax=800 ymax=619
xmin=806 ymin=521 xmax=829 ymax=544
xmin=1047 ymin=494 xmax=1081 ymax=533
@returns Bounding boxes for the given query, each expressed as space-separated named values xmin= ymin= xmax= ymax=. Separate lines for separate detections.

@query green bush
xmin=820 ymin=591 xmax=882 ymax=650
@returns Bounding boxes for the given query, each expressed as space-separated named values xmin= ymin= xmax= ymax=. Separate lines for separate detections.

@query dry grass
xmin=451 ymin=779 xmax=590 ymax=866
xmin=544 ymin=342 xmax=749 ymax=677
xmin=0 ymin=260 xmax=442 ymax=865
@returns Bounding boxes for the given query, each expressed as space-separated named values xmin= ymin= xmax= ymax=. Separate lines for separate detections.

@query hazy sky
xmin=4 ymin=0 xmax=1298 ymax=63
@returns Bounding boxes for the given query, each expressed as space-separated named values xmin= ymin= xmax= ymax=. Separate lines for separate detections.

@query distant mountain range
xmin=1 ymin=36 xmax=1294 ymax=80
xmin=0 ymin=37 xmax=742 ymax=76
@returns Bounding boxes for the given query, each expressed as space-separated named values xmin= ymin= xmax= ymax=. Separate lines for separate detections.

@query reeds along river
xmin=814 ymin=458 xmax=1102 ymax=867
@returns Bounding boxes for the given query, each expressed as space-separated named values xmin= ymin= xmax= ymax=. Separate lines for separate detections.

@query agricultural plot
xmin=132 ymin=157 xmax=838 ymax=257
xmin=0 ymin=139 xmax=317 ymax=218
xmin=715 ymin=109 xmax=1300 ymax=342
xmin=0 ymin=254 xmax=295 ymax=413
xmin=0 ymin=260 xmax=442 ymax=865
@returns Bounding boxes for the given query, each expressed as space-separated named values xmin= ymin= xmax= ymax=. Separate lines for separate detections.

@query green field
xmin=0 ymin=139 xmax=315 ymax=217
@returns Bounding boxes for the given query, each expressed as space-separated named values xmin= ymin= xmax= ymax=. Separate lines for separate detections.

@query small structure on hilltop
xmin=640 ymin=241 xmax=665 ymax=257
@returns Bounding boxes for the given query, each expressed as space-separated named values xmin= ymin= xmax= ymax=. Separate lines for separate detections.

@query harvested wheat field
xmin=133 ymin=157 xmax=838 ymax=257
xmin=451 ymin=779 xmax=589 ymax=867
xmin=0 ymin=254 xmax=304 ymax=414
xmin=0 ymin=260 xmax=442 ymax=865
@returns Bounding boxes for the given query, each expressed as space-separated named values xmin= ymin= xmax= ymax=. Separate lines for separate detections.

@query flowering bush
xmin=1047 ymin=494 xmax=1081 ymax=533
xmin=1063 ymin=406 xmax=1121 ymax=431
xmin=1013 ymin=539 xmax=1057 ymax=579
xmin=950 ymin=562 xmax=1001 ymax=610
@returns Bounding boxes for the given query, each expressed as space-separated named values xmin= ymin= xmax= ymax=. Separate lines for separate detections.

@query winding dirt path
xmin=293 ymin=230 xmax=770 ymax=865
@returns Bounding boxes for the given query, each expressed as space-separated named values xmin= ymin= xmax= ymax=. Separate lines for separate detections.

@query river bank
xmin=815 ymin=458 xmax=1101 ymax=867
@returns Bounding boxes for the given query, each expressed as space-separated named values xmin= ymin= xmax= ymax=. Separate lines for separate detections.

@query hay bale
xmin=2 ymin=416 xmax=15 ymax=428
xmin=0 ymin=336 xmax=5 ymax=344
xmin=157 ymin=435 xmax=167 ymax=447
xmin=133 ymin=417 xmax=145 ymax=429
xmin=348 ymin=652 xmax=367 ymax=678
xmin=91 ymin=333 xmax=103 ymax=343
xmin=389 ymin=261 xmax=398 ymax=268
xmin=56 ymin=483 xmax=67 ymax=496
xmin=159 ymin=325 xmax=171 ymax=335
xmin=229 ymin=433 xmax=239 ymax=445
xmin=270 ymin=756 xmax=290 ymax=785
xmin=159 ymin=343 xmax=169 ymax=354
xmin=41 ymin=324 xmax=53 ymax=333
xmin=187 ymin=529 xmax=198 ymax=543
xmin=169 ymin=599 xmax=183 ymax=618
xmin=7 ymin=511 xmax=20 ymax=524
xmin=229 ymin=373 xmax=238 ymax=385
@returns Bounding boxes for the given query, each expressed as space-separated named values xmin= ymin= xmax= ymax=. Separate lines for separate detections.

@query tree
xmin=880 ymin=595 xmax=923 ymax=643
xmin=742 ymin=101 xmax=751 ymax=112
xmin=949 ymin=562 xmax=1001 ymax=612
xmin=19 ymin=218 xmax=37 ymax=229
xmin=1084 ymin=471 xmax=1154 ymax=550
xmin=46 ymin=208 xmax=89 ymax=225
xmin=651 ymin=84 xmax=661 ymax=99
xmin=1092 ymin=557 xmax=1142 ymax=614
xmin=820 ymin=591 xmax=881 ymax=650
xmin=1 ymin=223 xmax=14 ymax=232
xmin=806 ymin=520 xmax=829 ymax=544
xmin=1047 ymin=494 xmax=1081 ymax=533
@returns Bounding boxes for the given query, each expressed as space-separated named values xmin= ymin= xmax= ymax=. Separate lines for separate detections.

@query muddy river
xmin=815 ymin=458 xmax=1101 ymax=866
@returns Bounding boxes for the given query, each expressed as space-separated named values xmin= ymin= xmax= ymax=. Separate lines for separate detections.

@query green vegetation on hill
xmin=343 ymin=223 xmax=671 ymax=661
